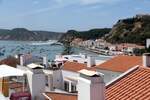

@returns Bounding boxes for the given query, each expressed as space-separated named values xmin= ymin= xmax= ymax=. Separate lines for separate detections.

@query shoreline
xmin=0 ymin=39 xmax=59 ymax=42
xmin=71 ymin=44 xmax=110 ymax=56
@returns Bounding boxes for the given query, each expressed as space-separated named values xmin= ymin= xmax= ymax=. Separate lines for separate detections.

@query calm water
xmin=0 ymin=40 xmax=111 ymax=61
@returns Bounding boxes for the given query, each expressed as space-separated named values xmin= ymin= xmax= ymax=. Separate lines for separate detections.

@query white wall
xmin=78 ymin=78 xmax=91 ymax=100
xmin=52 ymin=70 xmax=63 ymax=89
xmin=26 ymin=71 xmax=45 ymax=100
xmin=62 ymin=70 xmax=79 ymax=90
xmin=87 ymin=56 xmax=95 ymax=68
xmin=62 ymin=70 xmax=79 ymax=79
xmin=47 ymin=74 xmax=54 ymax=91
xmin=78 ymin=75 xmax=105 ymax=100
xmin=62 ymin=69 xmax=121 ymax=87
xmin=20 ymin=54 xmax=44 ymax=66
xmin=96 ymin=69 xmax=122 ymax=83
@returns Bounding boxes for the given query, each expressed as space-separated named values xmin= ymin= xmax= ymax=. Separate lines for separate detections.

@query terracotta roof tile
xmin=106 ymin=66 xmax=150 ymax=100
xmin=96 ymin=55 xmax=142 ymax=72
xmin=44 ymin=92 xmax=77 ymax=100
xmin=0 ymin=57 xmax=19 ymax=67
xmin=63 ymin=61 xmax=96 ymax=72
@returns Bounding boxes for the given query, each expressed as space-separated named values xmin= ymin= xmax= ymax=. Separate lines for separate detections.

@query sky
xmin=0 ymin=0 xmax=150 ymax=32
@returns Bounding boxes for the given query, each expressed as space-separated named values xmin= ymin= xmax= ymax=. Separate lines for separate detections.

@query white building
xmin=20 ymin=54 xmax=48 ymax=68
xmin=18 ymin=54 xmax=142 ymax=92
xmin=43 ymin=53 xmax=150 ymax=100
xmin=60 ymin=54 xmax=142 ymax=82
xmin=78 ymin=69 xmax=105 ymax=100
xmin=0 ymin=53 xmax=144 ymax=100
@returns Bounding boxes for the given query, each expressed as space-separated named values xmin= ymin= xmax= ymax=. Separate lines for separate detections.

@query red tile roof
xmin=106 ymin=66 xmax=150 ymax=100
xmin=0 ymin=56 xmax=19 ymax=67
xmin=63 ymin=61 xmax=96 ymax=72
xmin=96 ymin=55 xmax=142 ymax=72
xmin=44 ymin=92 xmax=77 ymax=100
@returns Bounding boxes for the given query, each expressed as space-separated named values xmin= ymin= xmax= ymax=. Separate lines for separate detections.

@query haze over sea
xmin=0 ymin=40 xmax=111 ymax=61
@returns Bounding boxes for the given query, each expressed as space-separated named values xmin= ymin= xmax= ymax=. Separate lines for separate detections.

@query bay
xmin=0 ymin=40 xmax=111 ymax=61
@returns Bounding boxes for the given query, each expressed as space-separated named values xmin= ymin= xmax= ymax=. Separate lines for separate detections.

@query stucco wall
xmin=96 ymin=69 xmax=122 ymax=83
xmin=62 ymin=69 xmax=122 ymax=86
xmin=78 ymin=77 xmax=91 ymax=100
xmin=26 ymin=71 xmax=45 ymax=100
xmin=62 ymin=70 xmax=79 ymax=79
xmin=52 ymin=70 xmax=63 ymax=89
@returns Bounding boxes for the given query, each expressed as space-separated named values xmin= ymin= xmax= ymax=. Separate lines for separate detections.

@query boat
xmin=0 ymin=52 xmax=4 ymax=56
xmin=29 ymin=40 xmax=58 ymax=46
xmin=50 ymin=42 xmax=63 ymax=46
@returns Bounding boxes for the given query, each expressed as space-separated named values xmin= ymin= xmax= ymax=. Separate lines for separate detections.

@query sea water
xmin=0 ymin=40 xmax=112 ymax=61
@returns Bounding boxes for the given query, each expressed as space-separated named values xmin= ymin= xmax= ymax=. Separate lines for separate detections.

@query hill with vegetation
xmin=59 ymin=28 xmax=111 ymax=43
xmin=0 ymin=28 xmax=63 ymax=41
xmin=106 ymin=14 xmax=150 ymax=45
xmin=1 ymin=14 xmax=150 ymax=44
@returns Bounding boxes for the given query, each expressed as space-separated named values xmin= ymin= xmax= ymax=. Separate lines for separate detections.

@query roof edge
xmin=95 ymin=66 xmax=124 ymax=73
xmin=43 ymin=93 xmax=52 ymax=100
xmin=43 ymin=91 xmax=78 ymax=96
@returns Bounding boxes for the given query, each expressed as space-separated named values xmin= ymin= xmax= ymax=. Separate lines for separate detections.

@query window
xmin=64 ymin=57 xmax=68 ymax=59
xmin=64 ymin=81 xmax=77 ymax=93
xmin=73 ymin=60 xmax=78 ymax=62
xmin=71 ymin=83 xmax=77 ymax=93
xmin=45 ymin=75 xmax=48 ymax=86
xmin=84 ymin=61 xmax=87 ymax=64
xmin=64 ymin=81 xmax=69 ymax=92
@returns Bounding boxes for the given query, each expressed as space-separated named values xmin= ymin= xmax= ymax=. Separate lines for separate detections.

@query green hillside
xmin=106 ymin=14 xmax=150 ymax=45
xmin=59 ymin=28 xmax=111 ymax=43
xmin=0 ymin=28 xmax=63 ymax=41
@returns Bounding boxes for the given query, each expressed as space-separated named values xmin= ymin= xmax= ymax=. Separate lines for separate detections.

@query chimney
xmin=26 ymin=67 xmax=45 ymax=100
xmin=20 ymin=55 xmax=24 ymax=66
xmin=87 ymin=56 xmax=95 ymax=68
xmin=55 ymin=55 xmax=60 ymax=59
xmin=78 ymin=69 xmax=105 ymax=100
xmin=43 ymin=56 xmax=48 ymax=68
xmin=143 ymin=53 xmax=150 ymax=67
xmin=52 ymin=69 xmax=63 ymax=89
xmin=80 ymin=53 xmax=87 ymax=59
xmin=48 ymin=62 xmax=63 ymax=90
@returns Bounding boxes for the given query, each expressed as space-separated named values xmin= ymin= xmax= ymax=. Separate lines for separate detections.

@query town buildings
xmin=71 ymin=39 xmax=145 ymax=56
xmin=0 ymin=53 xmax=149 ymax=100
xmin=44 ymin=53 xmax=150 ymax=100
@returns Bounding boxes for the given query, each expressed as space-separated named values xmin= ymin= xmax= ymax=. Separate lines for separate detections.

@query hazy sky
xmin=0 ymin=0 xmax=150 ymax=32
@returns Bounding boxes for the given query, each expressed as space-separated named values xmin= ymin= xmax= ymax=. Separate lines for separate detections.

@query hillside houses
xmin=71 ymin=39 xmax=145 ymax=56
